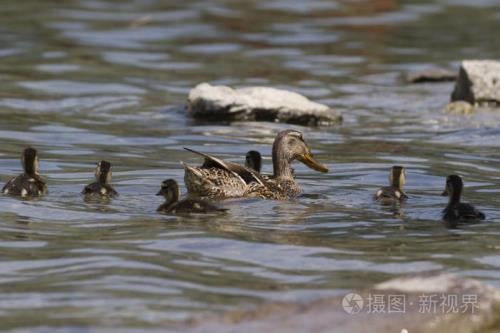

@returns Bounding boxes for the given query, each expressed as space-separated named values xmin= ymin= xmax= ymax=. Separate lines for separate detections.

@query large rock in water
xmin=451 ymin=60 xmax=500 ymax=105
xmin=178 ymin=273 xmax=500 ymax=333
xmin=187 ymin=83 xmax=342 ymax=126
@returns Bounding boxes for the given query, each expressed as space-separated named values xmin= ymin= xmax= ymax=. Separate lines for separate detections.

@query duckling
xmin=156 ymin=179 xmax=227 ymax=214
xmin=374 ymin=166 xmax=408 ymax=202
xmin=245 ymin=150 xmax=295 ymax=180
xmin=245 ymin=150 xmax=262 ymax=173
xmin=2 ymin=147 xmax=47 ymax=197
xmin=82 ymin=160 xmax=118 ymax=197
xmin=442 ymin=175 xmax=485 ymax=224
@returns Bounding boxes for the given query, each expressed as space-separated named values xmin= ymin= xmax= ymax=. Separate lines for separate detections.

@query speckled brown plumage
xmin=2 ymin=174 xmax=47 ymax=197
xmin=184 ymin=164 xmax=248 ymax=198
xmin=245 ymin=178 xmax=301 ymax=200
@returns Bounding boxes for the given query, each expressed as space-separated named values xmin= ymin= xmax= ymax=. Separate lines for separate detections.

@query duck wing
xmin=184 ymin=147 xmax=266 ymax=185
xmin=1 ymin=177 xmax=15 ymax=194
xmin=457 ymin=203 xmax=485 ymax=220
xmin=443 ymin=203 xmax=485 ymax=222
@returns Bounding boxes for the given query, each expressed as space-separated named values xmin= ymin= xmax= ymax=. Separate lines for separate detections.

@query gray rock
xmin=187 ymin=83 xmax=342 ymax=126
xmin=179 ymin=272 xmax=500 ymax=333
xmin=406 ymin=69 xmax=457 ymax=83
xmin=451 ymin=60 xmax=500 ymax=106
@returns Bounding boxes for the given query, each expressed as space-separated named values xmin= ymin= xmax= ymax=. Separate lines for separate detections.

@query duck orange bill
xmin=297 ymin=153 xmax=329 ymax=173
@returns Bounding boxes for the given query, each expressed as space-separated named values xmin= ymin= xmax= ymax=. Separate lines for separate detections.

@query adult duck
xmin=183 ymin=130 xmax=328 ymax=200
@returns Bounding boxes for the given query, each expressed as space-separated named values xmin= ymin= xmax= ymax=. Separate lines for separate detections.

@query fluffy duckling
xmin=2 ymin=147 xmax=47 ymax=197
xmin=442 ymin=175 xmax=485 ymax=224
xmin=82 ymin=160 xmax=118 ymax=197
xmin=245 ymin=150 xmax=262 ymax=173
xmin=374 ymin=166 xmax=408 ymax=202
xmin=157 ymin=179 xmax=227 ymax=214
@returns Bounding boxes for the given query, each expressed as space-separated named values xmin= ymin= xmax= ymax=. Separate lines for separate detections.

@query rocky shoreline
xmin=178 ymin=272 xmax=500 ymax=333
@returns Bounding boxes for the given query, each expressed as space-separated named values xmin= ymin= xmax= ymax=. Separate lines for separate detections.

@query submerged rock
xmin=186 ymin=83 xmax=342 ymax=126
xmin=180 ymin=272 xmax=500 ymax=333
xmin=406 ymin=68 xmax=457 ymax=83
xmin=451 ymin=60 xmax=500 ymax=106
xmin=443 ymin=101 xmax=474 ymax=115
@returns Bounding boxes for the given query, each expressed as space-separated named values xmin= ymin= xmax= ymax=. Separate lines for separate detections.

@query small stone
xmin=186 ymin=83 xmax=342 ymax=126
xmin=443 ymin=101 xmax=474 ymax=115
xmin=406 ymin=69 xmax=457 ymax=83
xmin=451 ymin=60 xmax=500 ymax=105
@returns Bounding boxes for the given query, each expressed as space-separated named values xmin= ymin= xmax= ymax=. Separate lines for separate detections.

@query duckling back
xmin=374 ymin=186 xmax=407 ymax=202
xmin=158 ymin=198 xmax=227 ymax=214
xmin=82 ymin=182 xmax=118 ymax=197
xmin=2 ymin=174 xmax=47 ymax=197
xmin=442 ymin=203 xmax=485 ymax=223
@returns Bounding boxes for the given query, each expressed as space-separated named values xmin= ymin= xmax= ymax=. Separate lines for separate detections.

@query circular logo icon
xmin=342 ymin=293 xmax=364 ymax=314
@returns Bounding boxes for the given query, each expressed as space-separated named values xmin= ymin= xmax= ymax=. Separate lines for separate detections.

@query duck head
xmin=389 ymin=166 xmax=406 ymax=188
xmin=245 ymin=150 xmax=262 ymax=173
xmin=22 ymin=147 xmax=40 ymax=175
xmin=442 ymin=174 xmax=463 ymax=203
xmin=272 ymin=130 xmax=328 ymax=178
xmin=156 ymin=179 xmax=180 ymax=203
xmin=95 ymin=160 xmax=113 ymax=184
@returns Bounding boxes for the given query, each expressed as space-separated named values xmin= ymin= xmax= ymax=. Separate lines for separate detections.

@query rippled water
xmin=1 ymin=0 xmax=500 ymax=331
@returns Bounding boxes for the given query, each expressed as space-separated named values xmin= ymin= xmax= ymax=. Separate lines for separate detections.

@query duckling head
xmin=22 ymin=147 xmax=39 ymax=175
xmin=156 ymin=179 xmax=180 ymax=203
xmin=442 ymin=174 xmax=463 ymax=201
xmin=95 ymin=160 xmax=112 ymax=184
xmin=245 ymin=150 xmax=262 ymax=173
xmin=272 ymin=130 xmax=328 ymax=177
xmin=389 ymin=166 xmax=406 ymax=188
